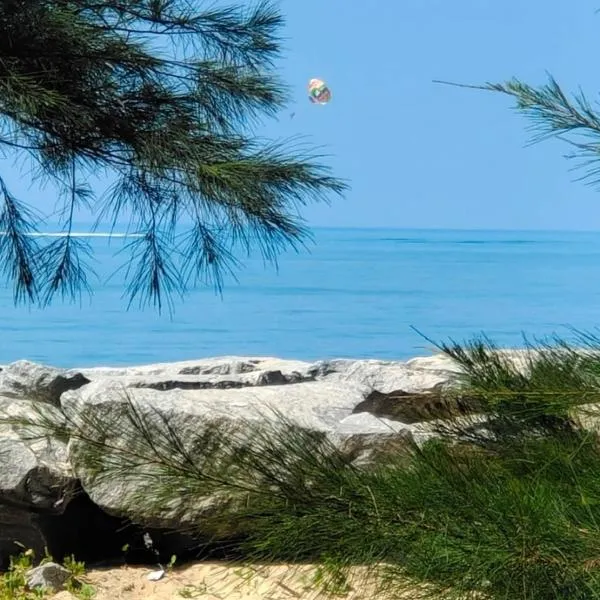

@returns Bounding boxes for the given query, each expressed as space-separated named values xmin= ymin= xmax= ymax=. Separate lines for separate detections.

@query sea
xmin=1 ymin=227 xmax=600 ymax=368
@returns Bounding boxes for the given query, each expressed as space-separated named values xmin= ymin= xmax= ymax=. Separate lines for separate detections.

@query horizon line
xmin=312 ymin=226 xmax=600 ymax=233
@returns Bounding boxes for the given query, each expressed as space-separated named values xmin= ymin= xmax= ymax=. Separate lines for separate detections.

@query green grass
xmin=0 ymin=548 xmax=94 ymax=599
xmin=8 ymin=332 xmax=600 ymax=598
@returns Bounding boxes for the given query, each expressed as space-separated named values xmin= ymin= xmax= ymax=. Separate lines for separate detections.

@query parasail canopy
xmin=308 ymin=78 xmax=331 ymax=105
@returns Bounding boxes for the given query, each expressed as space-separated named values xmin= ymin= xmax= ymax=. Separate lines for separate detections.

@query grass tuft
xmin=0 ymin=548 xmax=94 ymax=599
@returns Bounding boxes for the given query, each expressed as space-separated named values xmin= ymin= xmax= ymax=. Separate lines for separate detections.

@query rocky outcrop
xmin=0 ymin=360 xmax=89 ymax=407
xmin=0 ymin=354 xmax=468 ymax=569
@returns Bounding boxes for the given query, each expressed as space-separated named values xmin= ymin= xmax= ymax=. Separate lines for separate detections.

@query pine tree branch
xmin=39 ymin=161 xmax=94 ymax=305
xmin=0 ymin=0 xmax=347 ymax=309
xmin=435 ymin=75 xmax=600 ymax=188
xmin=0 ymin=177 xmax=41 ymax=303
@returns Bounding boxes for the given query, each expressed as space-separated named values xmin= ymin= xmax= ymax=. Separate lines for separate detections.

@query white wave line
xmin=0 ymin=231 xmax=144 ymax=238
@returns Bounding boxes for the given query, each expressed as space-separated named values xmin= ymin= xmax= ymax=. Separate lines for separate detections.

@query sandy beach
xmin=71 ymin=561 xmax=423 ymax=600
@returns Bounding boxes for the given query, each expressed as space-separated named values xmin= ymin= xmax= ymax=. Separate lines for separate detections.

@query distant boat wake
xmin=0 ymin=231 xmax=144 ymax=238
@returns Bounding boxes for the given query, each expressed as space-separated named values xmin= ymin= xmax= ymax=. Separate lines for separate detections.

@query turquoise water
xmin=1 ymin=227 xmax=600 ymax=367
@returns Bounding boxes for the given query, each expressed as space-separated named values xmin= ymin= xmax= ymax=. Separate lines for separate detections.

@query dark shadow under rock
xmin=353 ymin=389 xmax=482 ymax=424
xmin=133 ymin=380 xmax=245 ymax=391
xmin=0 ymin=503 xmax=47 ymax=571
xmin=31 ymin=489 xmax=142 ymax=566
xmin=10 ymin=487 xmax=248 ymax=570
xmin=44 ymin=373 xmax=90 ymax=406
xmin=256 ymin=370 xmax=309 ymax=385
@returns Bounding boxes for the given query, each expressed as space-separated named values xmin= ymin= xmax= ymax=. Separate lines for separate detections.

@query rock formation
xmin=0 ymin=354 xmax=472 ymax=569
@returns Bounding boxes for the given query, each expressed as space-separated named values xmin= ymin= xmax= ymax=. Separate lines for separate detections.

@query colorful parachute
xmin=308 ymin=78 xmax=331 ymax=105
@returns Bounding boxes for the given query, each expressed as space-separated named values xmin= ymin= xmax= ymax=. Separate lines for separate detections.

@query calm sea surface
xmin=1 ymin=227 xmax=600 ymax=367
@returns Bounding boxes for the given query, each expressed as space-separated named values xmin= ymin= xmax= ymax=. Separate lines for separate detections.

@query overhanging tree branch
xmin=0 ymin=0 xmax=347 ymax=310
xmin=435 ymin=74 xmax=600 ymax=188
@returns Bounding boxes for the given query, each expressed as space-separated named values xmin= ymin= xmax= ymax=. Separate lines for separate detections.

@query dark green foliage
xmin=9 ymin=335 xmax=600 ymax=598
xmin=0 ymin=0 xmax=346 ymax=310
xmin=428 ymin=334 xmax=600 ymax=445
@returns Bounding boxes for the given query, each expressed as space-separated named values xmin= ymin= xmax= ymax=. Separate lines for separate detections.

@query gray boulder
xmin=26 ymin=561 xmax=70 ymax=591
xmin=0 ymin=395 xmax=75 ymax=568
xmin=0 ymin=360 xmax=89 ymax=407
xmin=0 ymin=354 xmax=465 ymax=568
xmin=62 ymin=377 xmax=400 ymax=525
xmin=60 ymin=355 xmax=461 ymax=531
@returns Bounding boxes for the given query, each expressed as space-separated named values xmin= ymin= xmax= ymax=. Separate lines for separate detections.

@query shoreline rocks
xmin=0 ymin=353 xmax=475 ymax=569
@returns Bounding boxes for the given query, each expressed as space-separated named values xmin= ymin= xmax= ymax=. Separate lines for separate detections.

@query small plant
xmin=0 ymin=550 xmax=43 ymax=600
xmin=63 ymin=555 xmax=95 ymax=599
xmin=0 ymin=549 xmax=94 ymax=600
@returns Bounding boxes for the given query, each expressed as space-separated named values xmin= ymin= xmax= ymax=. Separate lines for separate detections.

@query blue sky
xmin=263 ymin=0 xmax=600 ymax=230
xmin=5 ymin=1 xmax=600 ymax=231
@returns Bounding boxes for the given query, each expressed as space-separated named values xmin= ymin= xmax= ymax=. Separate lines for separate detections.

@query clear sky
xmin=263 ymin=0 xmax=600 ymax=230
xmin=5 ymin=1 xmax=600 ymax=231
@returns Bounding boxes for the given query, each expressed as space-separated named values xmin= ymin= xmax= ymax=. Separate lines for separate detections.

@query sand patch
xmin=71 ymin=561 xmax=427 ymax=599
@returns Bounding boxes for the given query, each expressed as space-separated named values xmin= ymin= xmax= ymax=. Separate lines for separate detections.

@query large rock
xmin=0 ymin=354 xmax=464 ymax=569
xmin=61 ymin=377 xmax=408 ymax=526
xmin=0 ymin=360 xmax=89 ymax=407
xmin=0 ymin=397 xmax=75 ymax=568
xmin=0 ymin=361 xmax=93 ymax=566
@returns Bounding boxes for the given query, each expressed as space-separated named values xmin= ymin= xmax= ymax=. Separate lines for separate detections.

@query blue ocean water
xmin=1 ymin=227 xmax=600 ymax=367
